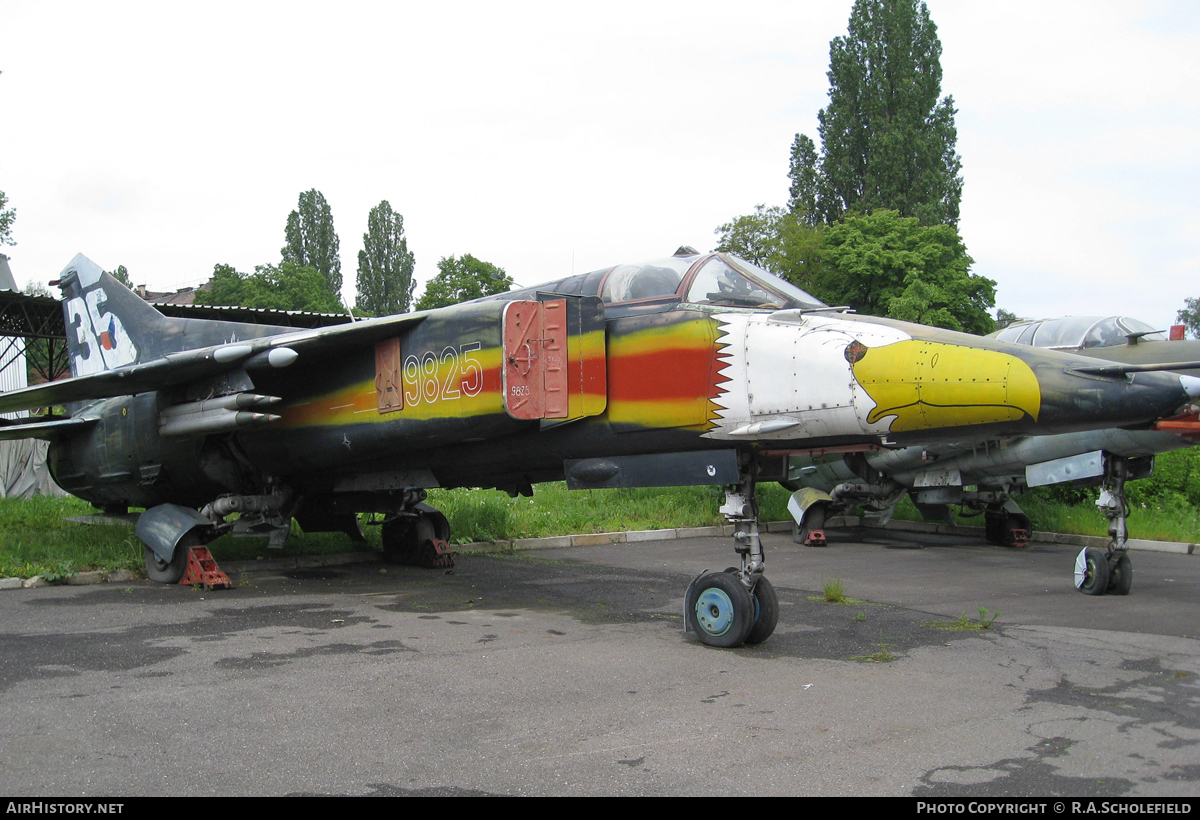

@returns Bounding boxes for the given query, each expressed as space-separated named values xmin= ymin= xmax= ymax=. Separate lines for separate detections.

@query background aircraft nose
xmin=1180 ymin=374 xmax=1200 ymax=401
xmin=1031 ymin=358 xmax=1198 ymax=434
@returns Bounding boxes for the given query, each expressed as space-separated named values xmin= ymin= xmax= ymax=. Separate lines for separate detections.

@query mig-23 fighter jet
xmin=1 ymin=248 xmax=1198 ymax=648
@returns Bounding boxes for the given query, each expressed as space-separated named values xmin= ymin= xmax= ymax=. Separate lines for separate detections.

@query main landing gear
xmin=684 ymin=473 xmax=779 ymax=648
xmin=1075 ymin=457 xmax=1134 ymax=596
xmin=382 ymin=501 xmax=454 ymax=569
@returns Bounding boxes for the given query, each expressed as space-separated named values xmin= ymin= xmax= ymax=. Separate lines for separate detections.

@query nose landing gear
xmin=1075 ymin=456 xmax=1134 ymax=596
xmin=684 ymin=472 xmax=779 ymax=647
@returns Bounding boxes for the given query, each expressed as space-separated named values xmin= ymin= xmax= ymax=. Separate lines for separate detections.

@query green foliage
xmin=0 ymin=496 xmax=141 ymax=578
xmin=105 ymin=264 xmax=133 ymax=288
xmin=713 ymin=205 xmax=826 ymax=294
xmin=415 ymin=254 xmax=513 ymax=311
xmin=196 ymin=262 xmax=344 ymax=313
xmin=355 ymin=200 xmax=416 ymax=317
xmin=811 ymin=0 xmax=962 ymax=228
xmin=928 ymin=608 xmax=1000 ymax=631
xmin=282 ymin=189 xmax=342 ymax=297
xmin=995 ymin=308 xmax=1021 ymax=330
xmin=1124 ymin=448 xmax=1200 ymax=509
xmin=0 ymin=188 xmax=15 ymax=247
xmin=1176 ymin=297 xmax=1200 ymax=339
xmin=816 ymin=210 xmax=994 ymax=333
xmin=823 ymin=576 xmax=847 ymax=603
xmin=427 ymin=483 xmax=734 ymax=543
xmin=787 ymin=134 xmax=821 ymax=224
xmin=713 ymin=207 xmax=992 ymax=333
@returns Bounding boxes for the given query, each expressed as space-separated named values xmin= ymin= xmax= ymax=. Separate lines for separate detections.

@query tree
xmin=195 ymin=262 xmax=345 ymax=313
xmin=414 ymin=254 xmax=513 ymax=311
xmin=105 ymin=265 xmax=133 ymax=288
xmin=355 ymin=201 xmax=416 ymax=317
xmin=0 ymin=189 xmax=15 ymax=247
xmin=995 ymin=308 xmax=1021 ymax=330
xmin=713 ymin=205 xmax=825 ymax=294
xmin=814 ymin=210 xmax=993 ymax=333
xmin=786 ymin=134 xmax=821 ymax=224
xmin=799 ymin=0 xmax=962 ymax=227
xmin=1177 ymin=298 xmax=1200 ymax=339
xmin=282 ymin=189 xmax=342 ymax=298
xmin=714 ymin=205 xmax=789 ymax=269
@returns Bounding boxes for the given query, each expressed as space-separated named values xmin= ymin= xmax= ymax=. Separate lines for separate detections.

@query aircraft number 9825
xmin=402 ymin=342 xmax=484 ymax=405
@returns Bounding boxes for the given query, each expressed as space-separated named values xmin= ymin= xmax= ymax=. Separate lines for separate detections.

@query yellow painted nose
xmin=848 ymin=339 xmax=1041 ymax=432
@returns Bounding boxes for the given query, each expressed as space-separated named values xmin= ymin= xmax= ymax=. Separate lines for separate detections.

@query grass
xmin=822 ymin=576 xmax=847 ymax=603
xmin=0 ymin=496 xmax=142 ymax=579
xmin=2 ymin=471 xmax=1198 ymax=581
xmin=888 ymin=488 xmax=1200 ymax=544
xmin=0 ymin=495 xmax=380 ymax=580
xmin=927 ymin=607 xmax=1001 ymax=631
xmin=807 ymin=576 xmax=862 ymax=605
xmin=851 ymin=646 xmax=896 ymax=663
xmin=429 ymin=482 xmax=794 ymax=543
xmin=0 ymin=483 xmax=793 ymax=580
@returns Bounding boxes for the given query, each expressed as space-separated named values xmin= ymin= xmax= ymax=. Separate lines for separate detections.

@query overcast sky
xmin=2 ymin=1 xmax=1198 ymax=330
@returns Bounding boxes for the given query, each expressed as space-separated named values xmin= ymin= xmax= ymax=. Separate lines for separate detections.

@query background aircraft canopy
xmin=993 ymin=316 xmax=1166 ymax=350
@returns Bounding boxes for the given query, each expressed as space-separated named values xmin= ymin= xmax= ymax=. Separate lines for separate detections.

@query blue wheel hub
xmin=695 ymin=588 xmax=737 ymax=637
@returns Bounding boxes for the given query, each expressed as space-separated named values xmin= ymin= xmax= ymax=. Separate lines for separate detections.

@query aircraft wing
xmin=0 ymin=416 xmax=97 ymax=442
xmin=0 ymin=312 xmax=428 ymax=415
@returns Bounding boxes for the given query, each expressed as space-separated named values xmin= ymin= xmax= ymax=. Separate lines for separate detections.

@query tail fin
xmin=56 ymin=253 xmax=165 ymax=378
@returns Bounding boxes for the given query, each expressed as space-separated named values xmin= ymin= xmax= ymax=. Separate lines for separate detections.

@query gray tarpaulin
xmin=0 ymin=439 xmax=66 ymax=498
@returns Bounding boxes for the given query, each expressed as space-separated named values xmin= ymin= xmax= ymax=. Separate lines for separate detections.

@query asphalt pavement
xmin=0 ymin=526 xmax=1197 ymax=797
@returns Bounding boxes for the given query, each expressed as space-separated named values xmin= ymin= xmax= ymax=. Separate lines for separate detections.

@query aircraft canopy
xmin=598 ymin=252 xmax=826 ymax=310
xmin=992 ymin=316 xmax=1167 ymax=350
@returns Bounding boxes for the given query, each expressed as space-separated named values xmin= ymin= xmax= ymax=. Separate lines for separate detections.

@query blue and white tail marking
xmin=59 ymin=254 xmax=140 ymax=376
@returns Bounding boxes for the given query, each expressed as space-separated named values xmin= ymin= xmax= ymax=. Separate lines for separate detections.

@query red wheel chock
xmin=180 ymin=546 xmax=232 ymax=589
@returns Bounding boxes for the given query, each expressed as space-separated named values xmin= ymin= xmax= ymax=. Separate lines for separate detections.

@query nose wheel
xmin=684 ymin=471 xmax=781 ymax=648
xmin=1075 ymin=455 xmax=1134 ymax=596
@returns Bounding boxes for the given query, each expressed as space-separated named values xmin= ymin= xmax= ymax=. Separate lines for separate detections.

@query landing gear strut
xmin=1075 ymin=456 xmax=1133 ymax=596
xmin=685 ymin=472 xmax=779 ymax=647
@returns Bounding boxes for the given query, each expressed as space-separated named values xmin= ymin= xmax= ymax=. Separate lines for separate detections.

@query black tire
xmin=793 ymin=503 xmax=827 ymax=546
xmin=1077 ymin=547 xmax=1110 ymax=596
xmin=1107 ymin=553 xmax=1133 ymax=596
xmin=381 ymin=516 xmax=415 ymax=564
xmin=143 ymin=538 xmax=191 ymax=584
xmin=383 ymin=515 xmax=453 ymax=568
xmin=984 ymin=511 xmax=1006 ymax=546
xmin=685 ymin=571 xmax=754 ymax=648
xmin=745 ymin=576 xmax=779 ymax=645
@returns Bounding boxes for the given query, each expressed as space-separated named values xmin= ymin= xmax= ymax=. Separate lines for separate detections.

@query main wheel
xmin=1107 ymin=553 xmax=1133 ymax=596
xmin=686 ymin=571 xmax=754 ymax=648
xmin=745 ymin=576 xmax=779 ymax=645
xmin=381 ymin=516 xmax=416 ymax=564
xmin=1075 ymin=547 xmax=1110 ymax=596
xmin=382 ymin=514 xmax=454 ymax=568
xmin=143 ymin=535 xmax=194 ymax=584
xmin=720 ymin=568 xmax=779 ymax=645
xmin=793 ymin=503 xmax=827 ymax=546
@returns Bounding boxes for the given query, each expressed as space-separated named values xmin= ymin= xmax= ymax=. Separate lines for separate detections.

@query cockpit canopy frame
xmin=992 ymin=316 xmax=1166 ymax=351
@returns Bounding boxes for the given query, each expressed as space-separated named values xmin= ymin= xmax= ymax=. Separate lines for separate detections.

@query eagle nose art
xmin=705 ymin=313 xmax=1041 ymax=441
